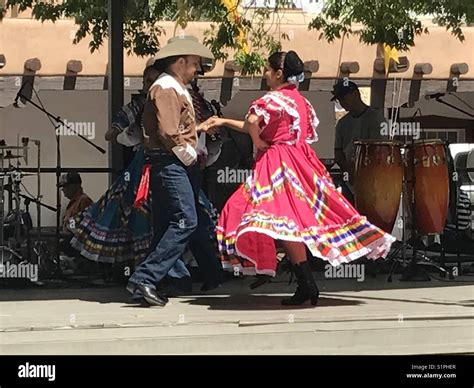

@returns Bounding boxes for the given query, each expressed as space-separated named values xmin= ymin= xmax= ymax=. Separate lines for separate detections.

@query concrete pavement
xmin=1 ymin=274 xmax=473 ymax=354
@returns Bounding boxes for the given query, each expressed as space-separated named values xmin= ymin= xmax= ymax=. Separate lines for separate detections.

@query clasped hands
xmin=197 ymin=116 xmax=223 ymax=135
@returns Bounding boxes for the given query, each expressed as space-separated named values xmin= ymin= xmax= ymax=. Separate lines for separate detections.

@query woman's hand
xmin=198 ymin=116 xmax=225 ymax=134
xmin=204 ymin=116 xmax=226 ymax=129
xmin=197 ymin=116 xmax=223 ymax=135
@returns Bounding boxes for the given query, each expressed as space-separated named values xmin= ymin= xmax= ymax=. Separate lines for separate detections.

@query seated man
xmin=444 ymin=188 xmax=473 ymax=241
xmin=422 ymin=188 xmax=474 ymax=258
xmin=58 ymin=172 xmax=93 ymax=258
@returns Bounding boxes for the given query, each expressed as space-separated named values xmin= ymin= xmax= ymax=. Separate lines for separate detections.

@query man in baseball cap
xmin=58 ymin=172 xmax=92 ymax=232
xmin=330 ymin=79 xmax=359 ymax=103
xmin=58 ymin=171 xmax=82 ymax=187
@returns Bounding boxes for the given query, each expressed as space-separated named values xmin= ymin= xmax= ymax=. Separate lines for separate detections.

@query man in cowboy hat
xmin=127 ymin=35 xmax=222 ymax=307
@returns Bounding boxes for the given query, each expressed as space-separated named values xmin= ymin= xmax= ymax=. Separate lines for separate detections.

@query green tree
xmin=0 ymin=0 xmax=286 ymax=75
xmin=204 ymin=6 xmax=287 ymax=76
xmin=309 ymin=0 xmax=474 ymax=50
xmin=2 ymin=0 xmax=472 ymax=74
xmin=1 ymin=0 xmax=189 ymax=55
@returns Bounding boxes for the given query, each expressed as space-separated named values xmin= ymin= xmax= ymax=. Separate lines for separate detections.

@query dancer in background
xmin=70 ymin=65 xmax=164 ymax=268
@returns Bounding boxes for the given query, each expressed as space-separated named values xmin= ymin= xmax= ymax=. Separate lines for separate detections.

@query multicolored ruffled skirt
xmin=217 ymin=142 xmax=395 ymax=276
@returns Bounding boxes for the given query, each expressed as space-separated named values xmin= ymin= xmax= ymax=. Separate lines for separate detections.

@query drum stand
xmin=386 ymin=224 xmax=450 ymax=282
xmin=15 ymin=86 xmax=106 ymax=278
xmin=0 ymin=148 xmax=28 ymax=277
xmin=386 ymin=140 xmax=452 ymax=282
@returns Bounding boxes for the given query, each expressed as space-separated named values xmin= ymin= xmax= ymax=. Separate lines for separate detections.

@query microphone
xmin=425 ymin=92 xmax=445 ymax=100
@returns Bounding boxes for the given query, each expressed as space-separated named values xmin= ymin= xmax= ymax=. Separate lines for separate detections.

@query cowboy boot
xmin=281 ymin=261 xmax=319 ymax=306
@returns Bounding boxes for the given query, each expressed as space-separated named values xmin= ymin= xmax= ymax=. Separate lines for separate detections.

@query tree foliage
xmin=309 ymin=0 xmax=474 ymax=50
xmin=1 ymin=0 xmax=473 ymax=74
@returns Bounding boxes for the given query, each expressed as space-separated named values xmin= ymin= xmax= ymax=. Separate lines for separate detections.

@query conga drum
xmin=354 ymin=140 xmax=403 ymax=233
xmin=405 ymin=140 xmax=449 ymax=235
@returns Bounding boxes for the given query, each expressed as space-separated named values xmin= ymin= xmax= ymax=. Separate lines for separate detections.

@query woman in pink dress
xmin=203 ymin=51 xmax=395 ymax=306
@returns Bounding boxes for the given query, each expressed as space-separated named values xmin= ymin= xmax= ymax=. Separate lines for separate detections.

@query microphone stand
xmin=16 ymin=191 xmax=57 ymax=212
xmin=15 ymin=87 xmax=105 ymax=277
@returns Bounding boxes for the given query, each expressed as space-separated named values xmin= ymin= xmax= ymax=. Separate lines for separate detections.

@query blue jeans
xmin=129 ymin=154 xmax=221 ymax=291
xmin=167 ymin=260 xmax=190 ymax=279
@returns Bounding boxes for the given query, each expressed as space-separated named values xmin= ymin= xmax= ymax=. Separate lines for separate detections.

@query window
xmin=418 ymin=128 xmax=465 ymax=143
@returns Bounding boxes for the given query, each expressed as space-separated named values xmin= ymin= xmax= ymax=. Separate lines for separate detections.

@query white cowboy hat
xmin=155 ymin=35 xmax=214 ymax=61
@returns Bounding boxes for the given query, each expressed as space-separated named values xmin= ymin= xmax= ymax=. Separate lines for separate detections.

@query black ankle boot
xmin=281 ymin=261 xmax=319 ymax=306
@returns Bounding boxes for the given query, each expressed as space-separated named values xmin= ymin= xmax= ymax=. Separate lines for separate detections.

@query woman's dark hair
xmin=267 ymin=50 xmax=304 ymax=81
xmin=268 ymin=51 xmax=285 ymax=73
xmin=283 ymin=50 xmax=304 ymax=80
xmin=153 ymin=55 xmax=186 ymax=72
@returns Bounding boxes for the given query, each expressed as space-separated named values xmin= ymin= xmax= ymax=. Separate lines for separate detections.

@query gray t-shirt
xmin=335 ymin=106 xmax=388 ymax=164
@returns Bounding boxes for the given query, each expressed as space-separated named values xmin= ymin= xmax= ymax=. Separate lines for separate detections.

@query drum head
xmin=354 ymin=140 xmax=403 ymax=146
xmin=413 ymin=139 xmax=445 ymax=146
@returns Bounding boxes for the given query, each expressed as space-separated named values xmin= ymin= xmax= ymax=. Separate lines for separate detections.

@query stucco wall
xmin=0 ymin=19 xmax=473 ymax=78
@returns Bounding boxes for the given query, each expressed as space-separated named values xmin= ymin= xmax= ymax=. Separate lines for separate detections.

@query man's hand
xmin=204 ymin=116 xmax=225 ymax=129
xmin=196 ymin=123 xmax=218 ymax=135
xmin=197 ymin=116 xmax=223 ymax=135
xmin=172 ymin=143 xmax=198 ymax=166
xmin=105 ymin=127 xmax=120 ymax=143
